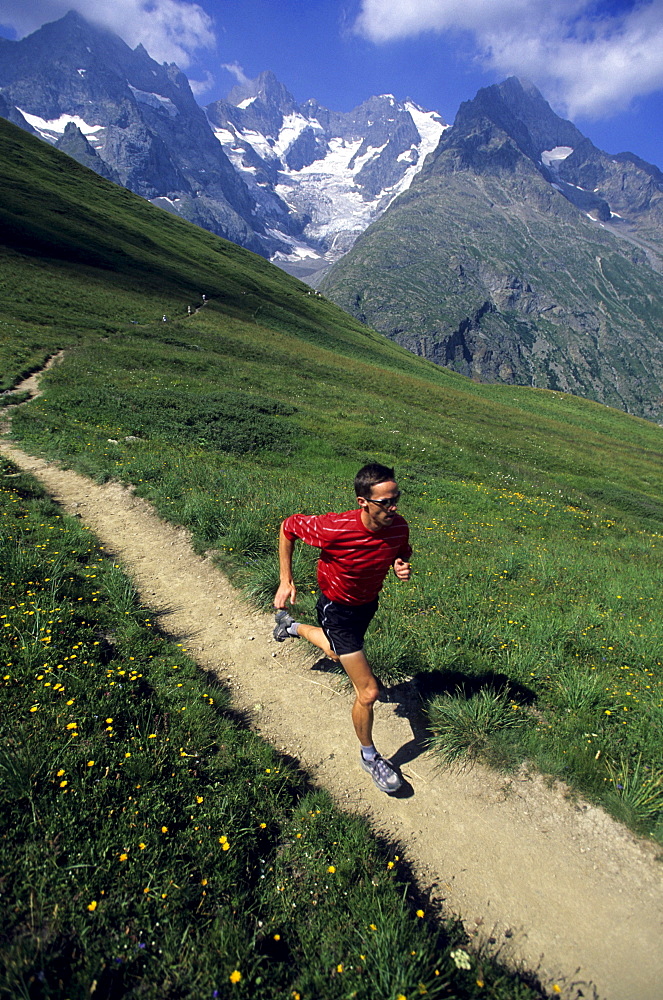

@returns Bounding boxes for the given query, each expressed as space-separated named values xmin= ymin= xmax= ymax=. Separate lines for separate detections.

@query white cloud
xmin=354 ymin=0 xmax=663 ymax=117
xmin=188 ymin=70 xmax=215 ymax=96
xmin=0 ymin=0 xmax=215 ymax=67
xmin=221 ymin=62 xmax=252 ymax=87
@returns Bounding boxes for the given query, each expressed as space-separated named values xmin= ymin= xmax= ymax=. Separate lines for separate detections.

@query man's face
xmin=358 ymin=480 xmax=401 ymax=529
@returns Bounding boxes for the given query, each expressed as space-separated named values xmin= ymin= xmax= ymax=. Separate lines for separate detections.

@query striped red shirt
xmin=283 ymin=508 xmax=411 ymax=606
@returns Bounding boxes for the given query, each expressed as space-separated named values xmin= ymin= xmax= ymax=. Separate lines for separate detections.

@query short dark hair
xmin=354 ymin=463 xmax=396 ymax=499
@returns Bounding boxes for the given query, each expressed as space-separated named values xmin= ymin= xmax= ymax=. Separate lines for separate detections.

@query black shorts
xmin=316 ymin=594 xmax=378 ymax=657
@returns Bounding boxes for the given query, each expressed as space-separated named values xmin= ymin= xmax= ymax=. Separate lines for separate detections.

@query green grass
xmin=1 ymin=111 xmax=663 ymax=854
xmin=0 ymin=458 xmax=543 ymax=1000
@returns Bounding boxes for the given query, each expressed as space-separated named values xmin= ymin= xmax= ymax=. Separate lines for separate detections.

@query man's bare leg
xmin=289 ymin=633 xmax=400 ymax=791
xmin=295 ymin=623 xmax=340 ymax=661
xmin=291 ymin=636 xmax=379 ymax=741
xmin=340 ymin=650 xmax=401 ymax=792
xmin=338 ymin=650 xmax=380 ymax=746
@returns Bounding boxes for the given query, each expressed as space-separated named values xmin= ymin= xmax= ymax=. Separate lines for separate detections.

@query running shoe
xmin=360 ymin=753 xmax=402 ymax=793
xmin=273 ymin=609 xmax=295 ymax=642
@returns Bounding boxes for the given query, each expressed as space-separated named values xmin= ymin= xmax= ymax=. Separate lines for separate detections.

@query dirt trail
xmin=2 ymin=371 xmax=662 ymax=1000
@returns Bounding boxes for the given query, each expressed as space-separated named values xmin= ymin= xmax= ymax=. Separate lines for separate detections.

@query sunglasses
xmin=365 ymin=492 xmax=401 ymax=510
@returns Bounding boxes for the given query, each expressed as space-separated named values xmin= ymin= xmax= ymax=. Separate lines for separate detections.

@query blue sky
xmin=1 ymin=0 xmax=662 ymax=166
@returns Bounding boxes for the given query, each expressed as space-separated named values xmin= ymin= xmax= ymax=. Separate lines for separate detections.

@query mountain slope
xmin=3 ymin=106 xmax=663 ymax=893
xmin=321 ymin=79 xmax=663 ymax=422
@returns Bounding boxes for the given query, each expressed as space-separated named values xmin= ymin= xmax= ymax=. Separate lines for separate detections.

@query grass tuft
xmin=427 ymin=687 xmax=528 ymax=769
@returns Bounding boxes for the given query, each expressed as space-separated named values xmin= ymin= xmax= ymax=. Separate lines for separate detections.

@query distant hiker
xmin=187 ymin=305 xmax=192 ymax=315
xmin=273 ymin=463 xmax=411 ymax=794
xmin=201 ymin=293 xmax=206 ymax=302
xmin=162 ymin=314 xmax=167 ymax=322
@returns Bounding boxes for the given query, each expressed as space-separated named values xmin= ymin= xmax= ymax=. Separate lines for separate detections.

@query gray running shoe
xmin=273 ymin=609 xmax=295 ymax=642
xmin=360 ymin=753 xmax=402 ymax=793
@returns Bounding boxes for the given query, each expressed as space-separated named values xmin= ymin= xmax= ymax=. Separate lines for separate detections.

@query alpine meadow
xmin=1 ymin=114 xmax=662 ymax=998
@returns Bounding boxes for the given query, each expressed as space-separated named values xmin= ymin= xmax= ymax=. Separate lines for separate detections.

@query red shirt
xmin=283 ymin=508 xmax=411 ymax=606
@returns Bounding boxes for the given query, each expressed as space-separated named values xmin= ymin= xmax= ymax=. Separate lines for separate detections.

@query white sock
xmin=361 ymin=744 xmax=377 ymax=761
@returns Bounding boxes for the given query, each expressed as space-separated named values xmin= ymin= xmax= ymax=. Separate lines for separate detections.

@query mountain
xmin=0 ymin=11 xmax=278 ymax=256
xmin=205 ymin=71 xmax=447 ymax=282
xmin=321 ymin=78 xmax=663 ymax=423
xmin=0 ymin=13 xmax=446 ymax=272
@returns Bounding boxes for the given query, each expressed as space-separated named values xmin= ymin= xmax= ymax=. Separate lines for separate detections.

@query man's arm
xmin=274 ymin=522 xmax=298 ymax=608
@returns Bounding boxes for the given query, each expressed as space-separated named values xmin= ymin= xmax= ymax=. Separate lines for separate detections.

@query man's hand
xmin=393 ymin=558 xmax=411 ymax=581
xmin=274 ymin=580 xmax=297 ymax=608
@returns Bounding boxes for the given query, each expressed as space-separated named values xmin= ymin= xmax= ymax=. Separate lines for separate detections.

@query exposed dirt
xmin=2 ymin=364 xmax=662 ymax=1000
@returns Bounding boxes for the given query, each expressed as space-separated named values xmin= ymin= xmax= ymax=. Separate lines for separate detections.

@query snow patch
xmin=352 ymin=142 xmax=388 ymax=174
xmin=129 ymin=86 xmax=178 ymax=117
xmin=397 ymin=146 xmax=417 ymax=163
xmin=237 ymin=127 xmax=278 ymax=162
xmin=405 ymin=102 xmax=448 ymax=149
xmin=541 ymin=146 xmax=573 ymax=168
xmin=212 ymin=127 xmax=239 ymax=146
xmin=272 ymin=240 xmax=322 ymax=262
xmin=274 ymin=113 xmax=313 ymax=157
xmin=151 ymin=196 xmax=181 ymax=208
xmin=17 ymin=109 xmax=104 ymax=141
xmin=77 ymin=68 xmax=86 ymax=78
xmin=238 ymin=96 xmax=257 ymax=109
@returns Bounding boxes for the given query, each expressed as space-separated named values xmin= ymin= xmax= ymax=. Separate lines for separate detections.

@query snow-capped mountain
xmin=206 ymin=71 xmax=447 ymax=281
xmin=0 ymin=14 xmax=447 ymax=275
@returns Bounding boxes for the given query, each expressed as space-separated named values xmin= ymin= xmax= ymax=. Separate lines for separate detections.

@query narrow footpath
xmin=2 ymin=371 xmax=662 ymax=1000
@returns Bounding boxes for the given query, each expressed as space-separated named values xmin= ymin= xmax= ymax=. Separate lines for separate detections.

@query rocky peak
xmin=418 ymin=76 xmax=663 ymax=231
xmin=228 ymin=70 xmax=297 ymax=114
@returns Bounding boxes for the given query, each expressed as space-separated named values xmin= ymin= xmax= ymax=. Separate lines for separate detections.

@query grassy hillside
xmin=0 ymin=119 xmax=555 ymax=999
xmin=2 ymin=114 xmax=663 ymax=837
xmin=1 ymin=106 xmax=663 ymax=953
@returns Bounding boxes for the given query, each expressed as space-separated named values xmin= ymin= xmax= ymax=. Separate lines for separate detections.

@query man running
xmin=273 ymin=463 xmax=411 ymax=793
